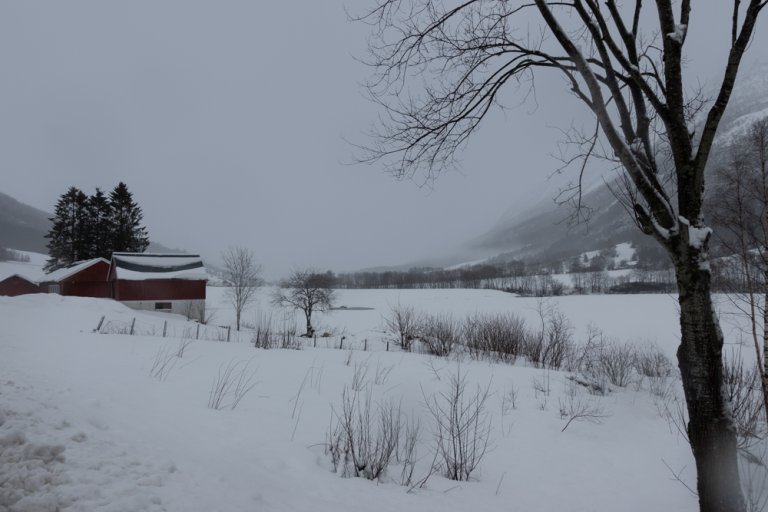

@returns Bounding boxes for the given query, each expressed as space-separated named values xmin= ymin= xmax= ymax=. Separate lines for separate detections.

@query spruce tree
xmin=84 ymin=188 xmax=114 ymax=260
xmin=44 ymin=186 xmax=89 ymax=271
xmin=109 ymin=182 xmax=149 ymax=253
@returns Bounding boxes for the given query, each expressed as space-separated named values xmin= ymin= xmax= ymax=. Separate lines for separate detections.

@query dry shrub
xmin=327 ymin=386 xmax=402 ymax=481
xmin=420 ymin=313 xmax=459 ymax=357
xmin=464 ymin=312 xmax=526 ymax=363
xmin=424 ymin=367 xmax=492 ymax=481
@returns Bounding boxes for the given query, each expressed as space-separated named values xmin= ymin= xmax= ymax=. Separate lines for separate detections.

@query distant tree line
xmin=45 ymin=182 xmax=149 ymax=271
xmin=332 ymin=251 xmax=686 ymax=296
xmin=0 ymin=246 xmax=30 ymax=263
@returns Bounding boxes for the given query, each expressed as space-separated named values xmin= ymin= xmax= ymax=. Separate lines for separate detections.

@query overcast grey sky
xmin=1 ymin=2 xmax=764 ymax=278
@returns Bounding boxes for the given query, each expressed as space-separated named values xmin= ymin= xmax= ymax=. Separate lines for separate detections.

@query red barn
xmin=38 ymin=258 xmax=112 ymax=297
xmin=0 ymin=274 xmax=40 ymax=296
xmin=109 ymin=253 xmax=207 ymax=321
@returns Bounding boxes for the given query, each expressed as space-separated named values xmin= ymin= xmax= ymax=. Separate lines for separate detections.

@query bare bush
xmin=252 ymin=312 xmax=273 ymax=349
xmin=327 ymin=386 xmax=402 ymax=480
xmin=499 ymin=384 xmax=517 ymax=438
xmin=149 ymin=344 xmax=177 ymax=381
xmin=176 ymin=329 xmax=194 ymax=358
xmin=740 ymin=440 xmax=768 ymax=512
xmin=424 ymin=367 xmax=492 ymax=481
xmin=384 ymin=303 xmax=421 ymax=352
xmin=574 ymin=328 xmax=635 ymax=390
xmin=463 ymin=312 xmax=526 ymax=363
xmin=252 ymin=313 xmax=301 ymax=350
xmin=398 ymin=415 xmax=422 ymax=487
xmin=524 ymin=306 xmax=574 ymax=370
xmin=634 ymin=342 xmax=676 ymax=397
xmin=558 ymin=383 xmax=609 ymax=432
xmin=634 ymin=342 xmax=675 ymax=379
xmin=420 ymin=313 xmax=459 ymax=357
xmin=569 ymin=326 xmax=610 ymax=395
xmin=597 ymin=341 xmax=637 ymax=388
xmin=182 ymin=300 xmax=213 ymax=324
xmin=373 ymin=360 xmax=394 ymax=386
xmin=208 ymin=359 xmax=258 ymax=410
xmin=277 ymin=317 xmax=301 ymax=350
xmin=724 ymin=350 xmax=766 ymax=443
xmin=351 ymin=360 xmax=370 ymax=391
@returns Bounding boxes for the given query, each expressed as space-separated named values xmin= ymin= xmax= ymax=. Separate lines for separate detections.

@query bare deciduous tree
xmin=272 ymin=268 xmax=335 ymax=337
xmin=712 ymin=119 xmax=768 ymax=421
xmin=356 ymin=1 xmax=767 ymax=509
xmin=222 ymin=246 xmax=263 ymax=331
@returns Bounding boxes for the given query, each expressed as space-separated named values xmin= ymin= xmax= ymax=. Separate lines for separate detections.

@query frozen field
xmin=0 ymin=287 xmax=756 ymax=511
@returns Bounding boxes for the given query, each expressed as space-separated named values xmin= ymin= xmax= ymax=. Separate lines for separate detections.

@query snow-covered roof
xmin=111 ymin=253 xmax=207 ymax=281
xmin=43 ymin=258 xmax=110 ymax=283
xmin=0 ymin=273 xmax=39 ymax=284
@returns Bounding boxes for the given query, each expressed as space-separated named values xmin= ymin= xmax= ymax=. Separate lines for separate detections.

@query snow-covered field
xmin=2 ymin=284 xmax=742 ymax=512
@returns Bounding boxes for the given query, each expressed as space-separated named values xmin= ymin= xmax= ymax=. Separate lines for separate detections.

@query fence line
xmin=92 ymin=315 xmax=395 ymax=353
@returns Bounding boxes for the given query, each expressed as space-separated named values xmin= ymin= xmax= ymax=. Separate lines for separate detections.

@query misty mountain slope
xmin=471 ymin=62 xmax=768 ymax=265
xmin=0 ymin=191 xmax=51 ymax=252
xmin=472 ymin=178 xmax=648 ymax=263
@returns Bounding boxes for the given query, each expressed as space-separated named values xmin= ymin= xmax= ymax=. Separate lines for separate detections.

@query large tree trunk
xmin=305 ymin=310 xmax=314 ymax=337
xmin=675 ymin=254 xmax=745 ymax=512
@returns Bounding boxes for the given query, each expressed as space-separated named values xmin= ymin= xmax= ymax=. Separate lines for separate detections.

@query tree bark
xmin=675 ymin=253 xmax=745 ymax=512
xmin=305 ymin=309 xmax=313 ymax=337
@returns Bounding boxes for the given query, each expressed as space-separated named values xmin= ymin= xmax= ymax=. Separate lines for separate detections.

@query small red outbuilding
xmin=0 ymin=274 xmax=40 ymax=296
xmin=38 ymin=258 xmax=112 ymax=298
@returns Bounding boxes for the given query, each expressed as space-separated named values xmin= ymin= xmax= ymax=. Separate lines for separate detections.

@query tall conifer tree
xmin=84 ymin=187 xmax=114 ymax=260
xmin=44 ymin=186 xmax=89 ymax=271
xmin=109 ymin=182 xmax=149 ymax=253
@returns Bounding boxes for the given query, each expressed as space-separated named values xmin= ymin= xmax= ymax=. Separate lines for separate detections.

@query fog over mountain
xmin=463 ymin=62 xmax=768 ymax=268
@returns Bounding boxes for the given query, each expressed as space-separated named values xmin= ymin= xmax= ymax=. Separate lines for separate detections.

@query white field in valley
xmin=1 ymin=268 xmax=762 ymax=511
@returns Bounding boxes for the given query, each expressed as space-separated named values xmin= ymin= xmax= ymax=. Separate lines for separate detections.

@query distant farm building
xmin=109 ymin=253 xmax=207 ymax=321
xmin=38 ymin=258 xmax=111 ymax=297
xmin=0 ymin=274 xmax=40 ymax=297
xmin=0 ymin=252 xmax=208 ymax=322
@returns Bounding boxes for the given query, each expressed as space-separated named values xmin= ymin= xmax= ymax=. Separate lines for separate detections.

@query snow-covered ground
xmin=4 ymin=285 xmax=747 ymax=512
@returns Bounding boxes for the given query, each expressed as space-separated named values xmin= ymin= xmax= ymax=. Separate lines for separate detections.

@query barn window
xmin=48 ymin=284 xmax=60 ymax=294
xmin=155 ymin=302 xmax=172 ymax=311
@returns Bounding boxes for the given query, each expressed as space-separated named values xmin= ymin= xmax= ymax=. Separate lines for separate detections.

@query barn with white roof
xmin=109 ymin=253 xmax=207 ymax=321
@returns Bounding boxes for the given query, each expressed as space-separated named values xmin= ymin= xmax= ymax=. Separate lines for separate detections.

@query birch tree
xmin=222 ymin=246 xmax=263 ymax=331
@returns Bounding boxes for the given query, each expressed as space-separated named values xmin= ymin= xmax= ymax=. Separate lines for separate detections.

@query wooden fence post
xmin=339 ymin=336 xmax=344 ymax=350
xmin=129 ymin=318 xmax=136 ymax=336
xmin=162 ymin=321 xmax=167 ymax=338
xmin=364 ymin=339 xmax=368 ymax=351
xmin=387 ymin=341 xmax=389 ymax=352
xmin=227 ymin=326 xmax=231 ymax=342
xmin=314 ymin=334 xmax=317 ymax=348
xmin=196 ymin=323 xmax=200 ymax=340
xmin=95 ymin=315 xmax=105 ymax=333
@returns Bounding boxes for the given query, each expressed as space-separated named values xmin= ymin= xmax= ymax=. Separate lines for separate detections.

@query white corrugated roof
xmin=111 ymin=253 xmax=207 ymax=281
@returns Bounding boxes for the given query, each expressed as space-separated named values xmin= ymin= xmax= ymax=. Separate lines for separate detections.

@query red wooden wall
xmin=0 ymin=276 xmax=40 ymax=296
xmin=113 ymin=279 xmax=206 ymax=301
